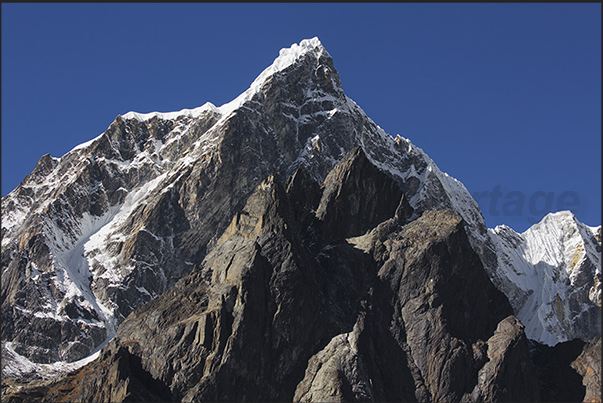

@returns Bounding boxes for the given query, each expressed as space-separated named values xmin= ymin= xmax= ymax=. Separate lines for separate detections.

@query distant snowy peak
xmin=524 ymin=211 xmax=600 ymax=274
xmin=490 ymin=211 xmax=601 ymax=345
xmin=494 ymin=211 xmax=601 ymax=280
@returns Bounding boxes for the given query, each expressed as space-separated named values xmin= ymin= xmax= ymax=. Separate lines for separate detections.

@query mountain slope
xmin=2 ymin=152 xmax=542 ymax=403
xmin=489 ymin=211 xmax=601 ymax=345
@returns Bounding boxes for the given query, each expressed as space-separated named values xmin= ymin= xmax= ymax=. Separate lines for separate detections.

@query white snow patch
xmin=2 ymin=335 xmax=114 ymax=380
xmin=43 ymin=207 xmax=123 ymax=338
xmin=122 ymin=102 xmax=219 ymax=122
xmin=68 ymin=132 xmax=104 ymax=153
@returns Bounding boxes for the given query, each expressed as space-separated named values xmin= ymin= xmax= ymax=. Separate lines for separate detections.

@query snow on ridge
xmin=78 ymin=38 xmax=328 ymax=158
xmin=217 ymin=37 xmax=327 ymax=120
xmin=490 ymin=209 xmax=601 ymax=345
xmin=119 ymin=38 xmax=326 ymax=127
xmin=61 ymin=102 xmax=220 ymax=159
xmin=121 ymin=101 xmax=219 ymax=122
xmin=67 ymin=102 xmax=218 ymax=154
xmin=250 ymin=37 xmax=326 ymax=91
xmin=350 ymin=94 xmax=485 ymax=236
xmin=257 ymin=37 xmax=326 ymax=84
xmin=69 ymin=132 xmax=105 ymax=153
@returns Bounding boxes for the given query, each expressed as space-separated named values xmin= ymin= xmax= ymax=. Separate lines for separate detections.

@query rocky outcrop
xmin=571 ymin=337 xmax=602 ymax=403
xmin=315 ymin=146 xmax=405 ymax=240
xmin=5 ymin=151 xmax=543 ymax=402
xmin=1 ymin=340 xmax=172 ymax=403
xmin=337 ymin=209 xmax=531 ymax=403
xmin=531 ymin=336 xmax=601 ymax=402
xmin=471 ymin=316 xmax=540 ymax=402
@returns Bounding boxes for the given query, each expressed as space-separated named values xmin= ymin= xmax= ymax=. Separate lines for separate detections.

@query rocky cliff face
xmin=3 ymin=152 xmax=543 ymax=402
xmin=1 ymin=107 xmax=222 ymax=365
xmin=530 ymin=336 xmax=601 ymax=402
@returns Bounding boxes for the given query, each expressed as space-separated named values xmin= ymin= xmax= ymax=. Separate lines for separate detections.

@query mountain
xmin=1 ymin=37 xmax=600 ymax=401
xmin=1 ymin=37 xmax=491 ymax=370
xmin=489 ymin=211 xmax=601 ymax=346
xmin=3 ymin=149 xmax=541 ymax=402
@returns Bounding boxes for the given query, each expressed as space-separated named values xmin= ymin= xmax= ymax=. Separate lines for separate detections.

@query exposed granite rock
xmin=571 ymin=337 xmax=601 ymax=403
xmin=530 ymin=336 xmax=601 ymax=402
xmin=5 ymin=149 xmax=548 ymax=402
xmin=293 ymin=314 xmax=375 ymax=403
xmin=315 ymin=146 xmax=404 ymax=240
xmin=470 ymin=316 xmax=540 ymax=402
xmin=346 ymin=210 xmax=528 ymax=403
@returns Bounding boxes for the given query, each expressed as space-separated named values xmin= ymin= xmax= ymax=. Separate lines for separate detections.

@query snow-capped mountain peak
xmin=2 ymin=37 xmax=600 ymax=384
xmin=489 ymin=210 xmax=601 ymax=345
xmin=256 ymin=37 xmax=328 ymax=85
xmin=120 ymin=37 xmax=329 ymax=124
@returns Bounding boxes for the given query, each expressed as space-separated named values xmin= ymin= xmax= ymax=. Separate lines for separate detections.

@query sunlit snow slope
xmin=489 ymin=211 xmax=601 ymax=345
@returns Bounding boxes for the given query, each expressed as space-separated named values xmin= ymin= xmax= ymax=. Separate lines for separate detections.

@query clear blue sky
xmin=2 ymin=3 xmax=600 ymax=232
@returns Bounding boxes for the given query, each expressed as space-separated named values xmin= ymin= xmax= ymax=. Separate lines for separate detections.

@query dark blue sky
xmin=2 ymin=3 xmax=600 ymax=232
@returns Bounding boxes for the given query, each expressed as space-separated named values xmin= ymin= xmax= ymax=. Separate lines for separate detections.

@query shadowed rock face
xmin=4 ymin=149 xmax=544 ymax=403
xmin=315 ymin=146 xmax=404 ymax=241
xmin=530 ymin=337 xmax=601 ymax=403
xmin=1 ymin=341 xmax=173 ymax=403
